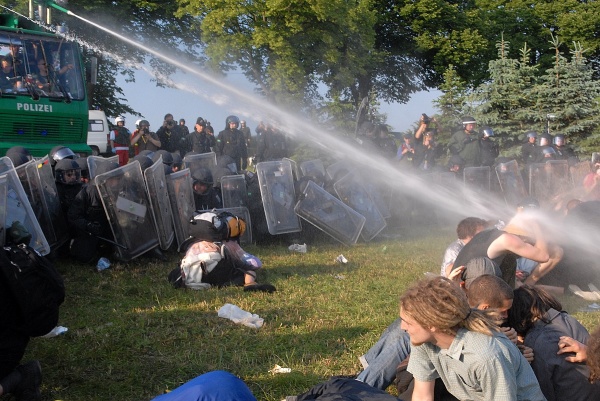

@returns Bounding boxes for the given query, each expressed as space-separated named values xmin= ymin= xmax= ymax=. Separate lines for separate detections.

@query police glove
xmin=86 ymin=221 xmax=103 ymax=236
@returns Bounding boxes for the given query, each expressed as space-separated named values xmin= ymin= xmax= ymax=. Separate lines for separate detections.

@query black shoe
xmin=243 ymin=283 xmax=276 ymax=293
xmin=15 ymin=360 xmax=41 ymax=401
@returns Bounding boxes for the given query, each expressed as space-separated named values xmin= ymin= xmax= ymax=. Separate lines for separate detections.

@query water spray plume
xmin=9 ymin=5 xmax=600 ymax=284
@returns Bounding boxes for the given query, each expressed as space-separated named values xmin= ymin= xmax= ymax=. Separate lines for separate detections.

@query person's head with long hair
xmin=588 ymin=326 xmax=600 ymax=383
xmin=506 ymin=284 xmax=563 ymax=335
xmin=400 ymin=276 xmax=498 ymax=338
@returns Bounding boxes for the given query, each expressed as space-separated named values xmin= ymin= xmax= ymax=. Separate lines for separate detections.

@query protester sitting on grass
xmin=507 ymin=285 xmax=600 ymax=400
xmin=401 ymin=276 xmax=544 ymax=401
xmin=356 ymin=274 xmax=532 ymax=399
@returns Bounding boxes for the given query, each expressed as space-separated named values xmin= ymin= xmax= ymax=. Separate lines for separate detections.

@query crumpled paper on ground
xmin=218 ymin=303 xmax=264 ymax=329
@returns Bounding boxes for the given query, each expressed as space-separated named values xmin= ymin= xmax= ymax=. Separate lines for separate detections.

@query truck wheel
xmin=90 ymin=146 xmax=100 ymax=156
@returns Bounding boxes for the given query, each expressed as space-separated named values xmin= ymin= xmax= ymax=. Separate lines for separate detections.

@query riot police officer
xmin=217 ymin=115 xmax=248 ymax=171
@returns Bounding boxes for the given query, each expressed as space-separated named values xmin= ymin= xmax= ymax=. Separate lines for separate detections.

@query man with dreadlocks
xmin=400 ymin=276 xmax=545 ymax=401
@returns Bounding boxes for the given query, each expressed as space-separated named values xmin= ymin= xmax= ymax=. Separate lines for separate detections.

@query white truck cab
xmin=87 ymin=110 xmax=111 ymax=156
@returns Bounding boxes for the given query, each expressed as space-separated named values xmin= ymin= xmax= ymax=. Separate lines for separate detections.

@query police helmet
xmin=54 ymin=159 xmax=81 ymax=184
xmin=539 ymin=134 xmax=552 ymax=146
xmin=482 ymin=126 xmax=494 ymax=137
xmin=115 ymin=116 xmax=125 ymax=125
xmin=171 ymin=152 xmax=183 ymax=169
xmin=462 ymin=116 xmax=476 ymax=125
xmin=542 ymin=147 xmax=556 ymax=157
xmin=553 ymin=134 xmax=565 ymax=146
xmin=49 ymin=145 xmax=76 ymax=167
xmin=191 ymin=166 xmax=213 ymax=186
xmin=225 ymin=115 xmax=240 ymax=129
xmin=526 ymin=131 xmax=538 ymax=139
xmin=138 ymin=150 xmax=154 ymax=159
xmin=132 ymin=154 xmax=153 ymax=171
xmin=75 ymin=157 xmax=89 ymax=180
xmin=6 ymin=146 xmax=32 ymax=167
xmin=152 ymin=150 xmax=173 ymax=166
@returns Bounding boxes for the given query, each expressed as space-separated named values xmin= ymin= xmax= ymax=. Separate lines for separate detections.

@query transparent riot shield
xmin=283 ymin=157 xmax=300 ymax=181
xmin=166 ymin=168 xmax=195 ymax=251
xmin=0 ymin=157 xmax=50 ymax=255
xmin=495 ymin=160 xmax=527 ymax=208
xmin=356 ymin=167 xmax=392 ymax=219
xmin=326 ymin=160 xmax=356 ymax=182
xmin=210 ymin=206 xmax=253 ymax=245
xmin=546 ymin=160 xmax=572 ymax=197
xmin=528 ymin=163 xmax=546 ymax=201
xmin=333 ymin=171 xmax=386 ymax=241
xmin=569 ymin=161 xmax=591 ymax=189
xmin=295 ymin=180 xmax=365 ymax=246
xmin=88 ymin=155 xmax=119 ymax=180
xmin=529 ymin=160 xmax=571 ymax=207
xmin=16 ymin=157 xmax=69 ymax=250
xmin=256 ymin=160 xmax=302 ymax=235
xmin=183 ymin=152 xmax=217 ymax=184
xmin=299 ymin=159 xmax=326 ymax=180
xmin=221 ymin=174 xmax=249 ymax=208
xmin=464 ymin=166 xmax=491 ymax=194
xmin=95 ymin=161 xmax=159 ymax=261
xmin=144 ymin=160 xmax=175 ymax=251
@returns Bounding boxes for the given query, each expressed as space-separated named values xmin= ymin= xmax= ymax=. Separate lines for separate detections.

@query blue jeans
xmin=356 ymin=318 xmax=411 ymax=390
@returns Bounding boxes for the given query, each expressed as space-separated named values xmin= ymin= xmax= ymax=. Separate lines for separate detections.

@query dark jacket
xmin=525 ymin=309 xmax=600 ymax=401
xmin=187 ymin=130 xmax=216 ymax=154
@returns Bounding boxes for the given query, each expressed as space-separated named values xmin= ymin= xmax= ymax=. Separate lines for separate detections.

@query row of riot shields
xmin=419 ymin=159 xmax=595 ymax=210
xmin=252 ymin=159 xmax=389 ymax=246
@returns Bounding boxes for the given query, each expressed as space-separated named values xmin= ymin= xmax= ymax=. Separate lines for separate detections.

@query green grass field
xmin=25 ymin=223 xmax=600 ymax=401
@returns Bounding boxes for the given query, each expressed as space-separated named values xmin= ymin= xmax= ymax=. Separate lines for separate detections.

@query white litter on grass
xmin=269 ymin=364 xmax=291 ymax=374
xmin=41 ymin=326 xmax=68 ymax=338
xmin=288 ymin=243 xmax=307 ymax=253
xmin=335 ymin=254 xmax=348 ymax=264
xmin=218 ymin=303 xmax=264 ymax=329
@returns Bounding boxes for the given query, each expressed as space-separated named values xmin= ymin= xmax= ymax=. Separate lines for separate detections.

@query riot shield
xmin=570 ymin=161 xmax=591 ymax=189
xmin=545 ymin=160 xmax=571 ymax=197
xmin=0 ymin=157 xmax=50 ymax=255
xmin=95 ymin=161 xmax=159 ymax=261
xmin=283 ymin=157 xmax=300 ymax=181
xmin=166 ymin=168 xmax=195 ymax=251
xmin=88 ymin=155 xmax=119 ymax=180
xmin=221 ymin=174 xmax=249 ymax=208
xmin=326 ymin=160 xmax=356 ymax=182
xmin=495 ymin=160 xmax=527 ymax=208
xmin=463 ymin=166 xmax=491 ymax=194
xmin=299 ymin=159 xmax=326 ymax=180
xmin=333 ymin=171 xmax=386 ymax=241
xmin=16 ymin=157 xmax=69 ymax=250
xmin=295 ymin=180 xmax=365 ymax=246
xmin=210 ymin=207 xmax=253 ymax=245
xmin=256 ymin=160 xmax=302 ymax=235
xmin=529 ymin=160 xmax=571 ymax=206
xmin=144 ymin=159 xmax=175 ymax=251
xmin=183 ymin=152 xmax=217 ymax=184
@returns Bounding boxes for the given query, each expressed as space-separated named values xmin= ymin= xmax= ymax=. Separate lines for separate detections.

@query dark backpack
xmin=187 ymin=211 xmax=246 ymax=242
xmin=0 ymin=244 xmax=65 ymax=337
